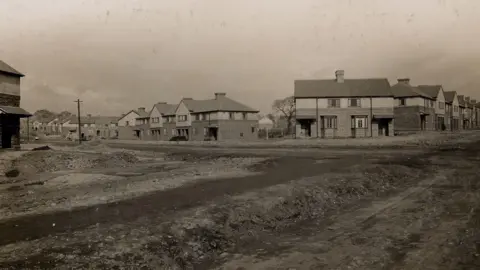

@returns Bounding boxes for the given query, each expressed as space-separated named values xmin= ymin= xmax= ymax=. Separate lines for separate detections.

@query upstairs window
xmin=438 ymin=102 xmax=445 ymax=109
xmin=178 ymin=115 xmax=187 ymax=122
xmin=242 ymin=112 xmax=247 ymax=120
xmin=229 ymin=112 xmax=235 ymax=120
xmin=328 ymin=99 xmax=340 ymax=108
xmin=349 ymin=98 xmax=360 ymax=107
xmin=399 ymin=98 xmax=406 ymax=106
xmin=195 ymin=114 xmax=200 ymax=121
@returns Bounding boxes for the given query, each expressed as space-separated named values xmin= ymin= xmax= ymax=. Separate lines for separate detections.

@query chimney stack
xmin=138 ymin=107 xmax=145 ymax=112
xmin=214 ymin=92 xmax=226 ymax=99
xmin=335 ymin=70 xmax=345 ymax=83
xmin=397 ymin=78 xmax=410 ymax=85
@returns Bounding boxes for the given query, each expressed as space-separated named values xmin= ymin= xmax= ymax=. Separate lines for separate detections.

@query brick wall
xmin=394 ymin=106 xmax=435 ymax=133
xmin=217 ymin=120 xmax=258 ymax=140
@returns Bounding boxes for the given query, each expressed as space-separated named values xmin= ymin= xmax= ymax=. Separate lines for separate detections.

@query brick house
xmin=443 ymin=91 xmax=461 ymax=131
xmin=117 ymin=109 xmax=140 ymax=140
xmin=294 ymin=70 xmax=395 ymax=138
xmin=417 ymin=85 xmax=447 ymax=131
xmin=469 ymin=99 xmax=477 ymax=129
xmin=171 ymin=93 xmax=259 ymax=141
xmin=0 ymin=60 xmax=31 ymax=148
xmin=133 ymin=107 xmax=150 ymax=140
xmin=148 ymin=102 xmax=176 ymax=140
xmin=391 ymin=78 xmax=436 ymax=134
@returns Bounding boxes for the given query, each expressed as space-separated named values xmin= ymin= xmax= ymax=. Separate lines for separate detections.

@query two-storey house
xmin=0 ymin=60 xmax=31 ymax=148
xmin=470 ymin=99 xmax=477 ymax=129
xmin=391 ymin=78 xmax=436 ymax=133
xmin=133 ymin=107 xmax=150 ymax=139
xmin=417 ymin=85 xmax=447 ymax=131
xmin=148 ymin=102 xmax=176 ymax=140
xmin=444 ymin=91 xmax=460 ymax=131
xmin=465 ymin=96 xmax=473 ymax=129
xmin=171 ymin=93 xmax=259 ymax=141
xmin=117 ymin=109 xmax=140 ymax=139
xmin=294 ymin=70 xmax=394 ymax=138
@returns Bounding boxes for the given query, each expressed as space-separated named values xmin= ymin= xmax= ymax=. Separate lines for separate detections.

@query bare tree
xmin=272 ymin=96 xmax=295 ymax=134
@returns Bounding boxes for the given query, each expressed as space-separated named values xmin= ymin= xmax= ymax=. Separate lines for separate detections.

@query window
xmin=240 ymin=132 xmax=244 ymax=137
xmin=454 ymin=106 xmax=458 ymax=112
xmin=349 ymin=98 xmax=360 ymax=107
xmin=195 ymin=114 xmax=200 ymax=121
xmin=325 ymin=116 xmax=337 ymax=129
xmin=328 ymin=99 xmax=340 ymax=108
xmin=430 ymin=100 xmax=434 ymax=107
xmin=242 ymin=112 xmax=247 ymax=120
xmin=178 ymin=115 xmax=187 ymax=122
xmin=204 ymin=127 xmax=208 ymax=136
xmin=399 ymin=98 xmax=406 ymax=106
xmin=439 ymin=102 xmax=445 ymax=109
xmin=251 ymin=127 xmax=255 ymax=133
xmin=203 ymin=113 xmax=208 ymax=120
xmin=163 ymin=128 xmax=167 ymax=135
xmin=352 ymin=116 xmax=368 ymax=128
xmin=229 ymin=112 xmax=235 ymax=120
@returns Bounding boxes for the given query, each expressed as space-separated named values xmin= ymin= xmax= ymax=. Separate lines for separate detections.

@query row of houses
xmin=27 ymin=114 xmax=119 ymax=139
xmin=117 ymin=93 xmax=260 ymax=141
xmin=294 ymin=70 xmax=480 ymax=138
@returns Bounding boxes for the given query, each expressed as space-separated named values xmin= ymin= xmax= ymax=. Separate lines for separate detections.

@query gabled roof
xmin=417 ymin=85 xmax=443 ymax=99
xmin=177 ymin=94 xmax=258 ymax=114
xmin=136 ymin=110 xmax=150 ymax=119
xmin=391 ymin=83 xmax=433 ymax=99
xmin=0 ymin=60 xmax=24 ymax=77
xmin=118 ymin=110 xmax=139 ymax=121
xmin=294 ymin=78 xmax=393 ymax=98
xmin=150 ymin=102 xmax=176 ymax=117
xmin=458 ymin=95 xmax=466 ymax=107
xmin=443 ymin=91 xmax=457 ymax=104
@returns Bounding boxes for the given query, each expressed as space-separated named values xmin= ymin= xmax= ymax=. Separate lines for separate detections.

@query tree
xmin=272 ymin=96 xmax=295 ymax=134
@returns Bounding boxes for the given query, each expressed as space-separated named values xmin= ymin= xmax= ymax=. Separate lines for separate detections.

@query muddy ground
xmin=0 ymin=133 xmax=479 ymax=269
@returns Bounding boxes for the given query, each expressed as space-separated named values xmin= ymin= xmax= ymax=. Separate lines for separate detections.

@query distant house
xmin=458 ymin=95 xmax=468 ymax=129
xmin=117 ymin=109 xmax=140 ymax=140
xmin=172 ymin=93 xmax=259 ymax=141
xmin=417 ymin=85 xmax=447 ymax=131
xmin=133 ymin=107 xmax=150 ymax=139
xmin=444 ymin=91 xmax=461 ymax=131
xmin=258 ymin=116 xmax=274 ymax=130
xmin=0 ymin=60 xmax=31 ymax=148
xmin=294 ymin=70 xmax=394 ymax=138
xmin=148 ymin=102 xmax=176 ymax=141
xmin=391 ymin=78 xmax=436 ymax=133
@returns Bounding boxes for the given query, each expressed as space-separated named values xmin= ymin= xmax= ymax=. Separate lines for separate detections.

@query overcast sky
xmin=1 ymin=0 xmax=479 ymax=115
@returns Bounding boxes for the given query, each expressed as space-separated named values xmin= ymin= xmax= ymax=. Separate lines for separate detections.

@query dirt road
xmin=0 ymin=135 xmax=479 ymax=269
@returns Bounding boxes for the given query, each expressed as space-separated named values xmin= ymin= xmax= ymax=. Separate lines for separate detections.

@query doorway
xmin=420 ymin=115 xmax=426 ymax=131
xmin=297 ymin=119 xmax=313 ymax=137
xmin=208 ymin=127 xmax=218 ymax=140
xmin=378 ymin=119 xmax=390 ymax=136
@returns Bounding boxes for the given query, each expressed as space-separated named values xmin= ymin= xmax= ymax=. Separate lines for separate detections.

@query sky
xmin=1 ymin=0 xmax=479 ymax=116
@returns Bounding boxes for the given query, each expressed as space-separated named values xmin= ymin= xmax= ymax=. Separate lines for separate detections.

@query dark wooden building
xmin=0 ymin=60 xmax=31 ymax=149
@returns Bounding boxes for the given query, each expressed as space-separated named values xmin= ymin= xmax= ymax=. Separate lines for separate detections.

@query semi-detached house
xmin=169 ymin=93 xmax=259 ymax=141
xmin=391 ymin=78 xmax=436 ymax=133
xmin=294 ymin=70 xmax=395 ymax=138
xmin=457 ymin=95 xmax=468 ymax=129
xmin=416 ymin=85 xmax=447 ymax=131
xmin=148 ymin=102 xmax=177 ymax=140
xmin=443 ymin=91 xmax=461 ymax=131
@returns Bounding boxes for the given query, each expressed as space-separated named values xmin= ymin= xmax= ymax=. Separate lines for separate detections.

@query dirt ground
xmin=0 ymin=133 xmax=480 ymax=269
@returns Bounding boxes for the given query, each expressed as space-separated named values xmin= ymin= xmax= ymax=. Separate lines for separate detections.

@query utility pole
xmin=74 ymin=99 xmax=82 ymax=144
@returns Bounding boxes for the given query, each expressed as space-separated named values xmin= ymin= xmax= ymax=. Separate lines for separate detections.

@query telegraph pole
xmin=74 ymin=99 xmax=83 ymax=144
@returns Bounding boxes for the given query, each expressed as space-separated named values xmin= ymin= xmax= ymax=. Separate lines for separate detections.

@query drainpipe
xmin=316 ymin=98 xmax=319 ymax=138
xmin=370 ymin=97 xmax=373 ymax=137
xmin=294 ymin=98 xmax=296 ymax=139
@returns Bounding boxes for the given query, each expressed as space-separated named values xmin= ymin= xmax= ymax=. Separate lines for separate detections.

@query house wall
xmin=217 ymin=120 xmax=258 ymax=140
xmin=118 ymin=126 xmax=137 ymax=140
xmin=175 ymin=101 xmax=191 ymax=127
xmin=118 ymin=111 xmax=138 ymax=127
xmin=0 ymin=73 xmax=21 ymax=106
xmin=394 ymin=106 xmax=435 ymax=133
xmin=435 ymin=90 xmax=446 ymax=115
xmin=295 ymin=97 xmax=394 ymax=138
xmin=149 ymin=106 xmax=163 ymax=129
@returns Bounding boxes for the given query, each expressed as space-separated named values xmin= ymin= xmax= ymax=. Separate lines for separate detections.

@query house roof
xmin=70 ymin=116 xmax=95 ymax=125
xmin=391 ymin=83 xmax=433 ymax=99
xmin=118 ymin=110 xmax=139 ymax=121
xmin=0 ymin=106 xmax=31 ymax=116
xmin=92 ymin=116 xmax=118 ymax=125
xmin=0 ymin=60 xmax=24 ymax=77
xmin=443 ymin=91 xmax=457 ymax=104
xmin=417 ymin=85 xmax=443 ymax=99
xmin=151 ymin=103 xmax=176 ymax=116
xmin=179 ymin=95 xmax=258 ymax=114
xmin=136 ymin=110 xmax=150 ymax=119
xmin=294 ymin=78 xmax=393 ymax=98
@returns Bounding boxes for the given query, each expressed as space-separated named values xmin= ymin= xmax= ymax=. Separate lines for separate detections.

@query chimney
xmin=335 ymin=70 xmax=345 ymax=83
xmin=138 ymin=107 xmax=145 ymax=112
xmin=214 ymin=92 xmax=226 ymax=99
xmin=397 ymin=78 xmax=410 ymax=85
